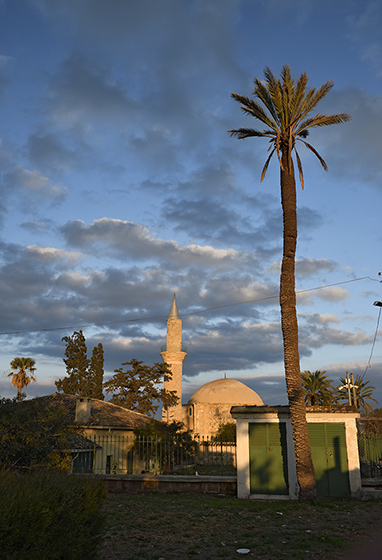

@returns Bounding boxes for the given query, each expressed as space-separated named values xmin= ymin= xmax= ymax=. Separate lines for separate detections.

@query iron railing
xmin=357 ymin=418 xmax=382 ymax=478
xmin=72 ymin=434 xmax=236 ymax=476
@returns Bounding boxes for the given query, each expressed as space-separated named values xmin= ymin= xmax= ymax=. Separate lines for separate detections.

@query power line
xmin=0 ymin=275 xmax=377 ymax=336
xmin=363 ymin=305 xmax=382 ymax=378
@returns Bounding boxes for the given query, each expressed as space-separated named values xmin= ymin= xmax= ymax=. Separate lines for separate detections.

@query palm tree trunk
xmin=280 ymin=147 xmax=316 ymax=501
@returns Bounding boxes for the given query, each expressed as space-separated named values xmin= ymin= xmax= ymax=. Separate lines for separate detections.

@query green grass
xmin=99 ymin=492 xmax=382 ymax=560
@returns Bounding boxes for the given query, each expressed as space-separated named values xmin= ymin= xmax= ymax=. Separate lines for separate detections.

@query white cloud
xmin=5 ymin=165 xmax=68 ymax=201
xmin=60 ymin=217 xmax=252 ymax=270
xmin=26 ymin=245 xmax=81 ymax=263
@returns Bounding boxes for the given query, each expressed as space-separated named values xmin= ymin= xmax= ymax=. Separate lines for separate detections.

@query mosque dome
xmin=187 ymin=378 xmax=263 ymax=406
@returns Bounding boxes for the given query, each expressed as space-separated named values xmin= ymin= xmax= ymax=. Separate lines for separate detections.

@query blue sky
xmin=0 ymin=0 xmax=381 ymax=408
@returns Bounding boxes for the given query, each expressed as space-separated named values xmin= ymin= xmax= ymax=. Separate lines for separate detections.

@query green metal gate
xmin=249 ymin=422 xmax=289 ymax=495
xmin=308 ymin=422 xmax=350 ymax=498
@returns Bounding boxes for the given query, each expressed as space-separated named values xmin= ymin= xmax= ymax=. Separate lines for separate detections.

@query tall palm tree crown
xmin=8 ymin=357 xmax=37 ymax=402
xmin=229 ymin=65 xmax=350 ymax=187
xmin=230 ymin=65 xmax=350 ymax=501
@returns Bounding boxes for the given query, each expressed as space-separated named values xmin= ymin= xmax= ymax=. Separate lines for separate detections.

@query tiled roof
xmin=35 ymin=393 xmax=158 ymax=429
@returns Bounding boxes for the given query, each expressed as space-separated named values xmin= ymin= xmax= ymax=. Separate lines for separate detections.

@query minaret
xmin=161 ymin=295 xmax=187 ymax=423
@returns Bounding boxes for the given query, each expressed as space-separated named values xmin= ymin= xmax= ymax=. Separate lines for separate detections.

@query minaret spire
xmin=161 ymin=295 xmax=187 ymax=423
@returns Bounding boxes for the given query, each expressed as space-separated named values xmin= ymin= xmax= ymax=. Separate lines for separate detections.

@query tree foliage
xmin=230 ymin=65 xmax=350 ymax=501
xmin=7 ymin=357 xmax=37 ymax=402
xmin=88 ymin=343 xmax=105 ymax=400
xmin=212 ymin=421 xmax=236 ymax=442
xmin=0 ymin=397 xmax=76 ymax=472
xmin=55 ymin=331 xmax=104 ymax=398
xmin=337 ymin=373 xmax=378 ymax=414
xmin=104 ymin=359 xmax=178 ymax=417
xmin=302 ymin=370 xmax=335 ymax=406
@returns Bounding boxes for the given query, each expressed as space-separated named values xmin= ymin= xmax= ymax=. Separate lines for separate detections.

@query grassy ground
xmin=99 ymin=492 xmax=382 ymax=560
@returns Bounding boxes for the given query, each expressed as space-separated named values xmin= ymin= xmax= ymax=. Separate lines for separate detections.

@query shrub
xmin=0 ymin=471 xmax=107 ymax=560
xmin=0 ymin=397 xmax=77 ymax=472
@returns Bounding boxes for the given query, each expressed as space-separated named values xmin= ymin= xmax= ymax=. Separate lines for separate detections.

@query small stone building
xmin=36 ymin=393 xmax=155 ymax=474
xmin=231 ymin=404 xmax=362 ymax=500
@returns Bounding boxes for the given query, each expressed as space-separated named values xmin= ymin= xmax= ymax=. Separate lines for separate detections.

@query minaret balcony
xmin=161 ymin=345 xmax=187 ymax=353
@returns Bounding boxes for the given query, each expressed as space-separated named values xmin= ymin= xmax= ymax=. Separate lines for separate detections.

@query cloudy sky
xmin=0 ymin=0 xmax=381 ymax=408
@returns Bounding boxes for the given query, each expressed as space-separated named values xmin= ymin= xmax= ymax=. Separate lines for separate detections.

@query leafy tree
xmin=230 ymin=65 xmax=350 ymax=501
xmin=212 ymin=421 xmax=237 ymax=442
xmin=302 ymin=370 xmax=335 ymax=406
xmin=7 ymin=357 xmax=37 ymax=402
xmin=134 ymin=419 xmax=184 ymax=439
xmin=0 ymin=397 xmax=75 ymax=471
xmin=55 ymin=331 xmax=104 ymax=398
xmin=88 ymin=343 xmax=105 ymax=400
xmin=337 ymin=374 xmax=378 ymax=414
xmin=104 ymin=359 xmax=178 ymax=417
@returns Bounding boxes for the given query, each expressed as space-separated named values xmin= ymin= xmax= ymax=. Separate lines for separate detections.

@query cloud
xmin=0 ymin=53 xmax=13 ymax=97
xmin=20 ymin=219 xmax=56 ymax=234
xmin=46 ymin=52 xmax=137 ymax=127
xmin=301 ymin=313 xmax=341 ymax=325
xmin=4 ymin=165 xmax=67 ymax=202
xmin=315 ymin=286 xmax=349 ymax=302
xmin=347 ymin=2 xmax=382 ymax=77
xmin=300 ymin=324 xmax=370 ymax=350
xmin=27 ymin=131 xmax=82 ymax=174
xmin=268 ymin=257 xmax=338 ymax=277
xmin=315 ymin=87 xmax=382 ymax=188
xmin=60 ymin=217 xmax=254 ymax=270
xmin=25 ymin=245 xmax=81 ymax=264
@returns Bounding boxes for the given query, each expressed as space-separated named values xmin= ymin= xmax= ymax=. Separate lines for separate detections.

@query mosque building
xmin=161 ymin=296 xmax=264 ymax=437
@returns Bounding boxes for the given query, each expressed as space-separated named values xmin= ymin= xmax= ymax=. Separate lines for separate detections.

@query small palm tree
xmin=302 ymin=370 xmax=335 ymax=406
xmin=8 ymin=357 xmax=37 ymax=401
xmin=337 ymin=374 xmax=378 ymax=414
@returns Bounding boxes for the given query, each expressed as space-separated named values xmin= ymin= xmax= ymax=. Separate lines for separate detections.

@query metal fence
xmin=357 ymin=418 xmax=382 ymax=479
xmin=72 ymin=434 xmax=237 ymax=476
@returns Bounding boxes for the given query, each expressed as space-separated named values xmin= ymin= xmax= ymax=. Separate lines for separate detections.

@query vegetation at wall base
xmin=0 ymin=471 xmax=107 ymax=560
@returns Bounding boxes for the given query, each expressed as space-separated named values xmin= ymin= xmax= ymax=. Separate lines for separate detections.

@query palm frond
xmin=231 ymin=93 xmax=277 ymax=130
xmin=296 ymin=112 xmax=351 ymax=135
xmin=299 ymin=139 xmax=328 ymax=170
xmin=253 ymin=78 xmax=279 ymax=124
xmin=294 ymin=147 xmax=304 ymax=190
xmin=260 ymin=148 xmax=276 ymax=182
xmin=290 ymin=71 xmax=308 ymax=120
xmin=263 ymin=66 xmax=284 ymax=122
xmin=293 ymin=81 xmax=334 ymax=126
xmin=228 ymin=128 xmax=270 ymax=139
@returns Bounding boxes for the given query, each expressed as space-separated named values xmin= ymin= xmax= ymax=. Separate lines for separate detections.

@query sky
xmin=0 ymin=0 xmax=381 ymax=409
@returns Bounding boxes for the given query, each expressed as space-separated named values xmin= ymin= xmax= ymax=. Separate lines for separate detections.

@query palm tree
xmin=302 ymin=370 xmax=335 ymax=406
xmin=229 ymin=65 xmax=350 ymax=501
xmin=8 ymin=357 xmax=37 ymax=401
xmin=337 ymin=374 xmax=378 ymax=414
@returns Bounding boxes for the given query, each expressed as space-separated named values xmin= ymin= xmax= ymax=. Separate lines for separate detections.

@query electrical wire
xmin=0 ymin=275 xmax=378 ymax=336
xmin=363 ymin=297 xmax=382 ymax=378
